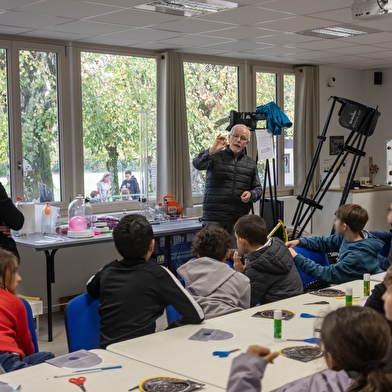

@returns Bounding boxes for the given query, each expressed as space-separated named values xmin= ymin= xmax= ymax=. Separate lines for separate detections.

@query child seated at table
xmin=86 ymin=214 xmax=204 ymax=348
xmin=286 ymin=204 xmax=384 ymax=284
xmin=226 ymin=306 xmax=392 ymax=392
xmin=0 ymin=249 xmax=54 ymax=373
xmin=177 ymin=226 xmax=250 ymax=319
xmin=232 ymin=215 xmax=303 ymax=306
xmin=370 ymin=201 xmax=392 ymax=270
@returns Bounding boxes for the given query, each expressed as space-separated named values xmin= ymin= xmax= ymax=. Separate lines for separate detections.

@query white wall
xmin=363 ymin=68 xmax=392 ymax=186
xmin=318 ymin=66 xmax=366 ymax=184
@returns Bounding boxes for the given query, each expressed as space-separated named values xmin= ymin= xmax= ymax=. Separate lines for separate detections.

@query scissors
xmin=213 ymin=349 xmax=240 ymax=358
xmin=287 ymin=337 xmax=320 ymax=344
xmin=69 ymin=377 xmax=87 ymax=392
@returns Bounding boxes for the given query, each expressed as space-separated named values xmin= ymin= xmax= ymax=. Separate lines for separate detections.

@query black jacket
xmin=193 ymin=147 xmax=262 ymax=223
xmin=245 ymin=238 xmax=303 ymax=306
xmin=365 ymin=282 xmax=392 ymax=332
xmin=86 ymin=258 xmax=204 ymax=348
xmin=0 ymin=198 xmax=24 ymax=259
xmin=365 ymin=282 xmax=392 ymax=372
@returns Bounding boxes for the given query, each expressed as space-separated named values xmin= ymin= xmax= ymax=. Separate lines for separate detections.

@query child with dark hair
xmin=87 ymin=214 xmax=204 ymax=348
xmin=370 ymin=202 xmax=392 ymax=270
xmin=287 ymin=204 xmax=384 ymax=284
xmin=177 ymin=226 xmax=250 ymax=319
xmin=233 ymin=215 xmax=303 ymax=306
xmin=227 ymin=306 xmax=392 ymax=391
xmin=0 ymin=249 xmax=54 ymax=373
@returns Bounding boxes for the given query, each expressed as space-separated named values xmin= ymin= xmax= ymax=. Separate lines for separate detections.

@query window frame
xmin=6 ymin=40 xmax=72 ymax=208
xmin=182 ymin=55 xmax=241 ymax=205
xmin=253 ymin=65 xmax=295 ymax=196
xmin=2 ymin=34 xmax=295 ymax=214
xmin=71 ymin=45 xmax=159 ymax=214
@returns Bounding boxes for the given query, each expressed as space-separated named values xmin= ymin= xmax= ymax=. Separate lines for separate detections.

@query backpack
xmin=40 ymin=183 xmax=53 ymax=202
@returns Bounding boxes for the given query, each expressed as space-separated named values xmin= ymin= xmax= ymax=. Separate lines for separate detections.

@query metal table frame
xmin=15 ymin=220 xmax=202 ymax=341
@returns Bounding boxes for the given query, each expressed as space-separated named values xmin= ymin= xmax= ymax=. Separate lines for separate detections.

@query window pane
xmin=284 ymin=74 xmax=295 ymax=186
xmin=255 ymin=72 xmax=277 ymax=186
xmin=19 ymin=50 xmax=60 ymax=202
xmin=184 ymin=62 xmax=238 ymax=195
xmin=81 ymin=52 xmax=156 ymax=202
xmin=0 ymin=49 xmax=10 ymax=195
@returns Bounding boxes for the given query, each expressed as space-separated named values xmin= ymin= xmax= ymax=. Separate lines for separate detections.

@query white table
xmin=108 ymin=280 xmax=375 ymax=392
xmin=14 ymin=220 xmax=201 ymax=341
xmin=0 ymin=349 xmax=224 ymax=392
xmin=370 ymin=272 xmax=386 ymax=282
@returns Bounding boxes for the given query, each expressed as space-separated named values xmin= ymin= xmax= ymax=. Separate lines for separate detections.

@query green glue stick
xmin=346 ymin=288 xmax=353 ymax=306
xmin=274 ymin=309 xmax=282 ymax=340
xmin=363 ymin=273 xmax=370 ymax=297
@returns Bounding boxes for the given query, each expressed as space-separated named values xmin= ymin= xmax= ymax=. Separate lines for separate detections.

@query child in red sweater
xmin=0 ymin=249 xmax=54 ymax=373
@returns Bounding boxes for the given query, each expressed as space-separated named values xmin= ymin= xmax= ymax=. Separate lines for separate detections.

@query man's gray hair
xmin=230 ymin=124 xmax=250 ymax=140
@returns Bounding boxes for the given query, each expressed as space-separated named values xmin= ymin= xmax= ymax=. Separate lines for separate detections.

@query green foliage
xmin=81 ymin=52 xmax=156 ymax=195
xmin=19 ymin=50 xmax=59 ymax=201
xmin=0 ymin=47 xmax=295 ymax=201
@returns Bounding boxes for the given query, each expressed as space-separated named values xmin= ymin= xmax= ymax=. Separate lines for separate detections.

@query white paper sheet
xmin=255 ymin=129 xmax=274 ymax=160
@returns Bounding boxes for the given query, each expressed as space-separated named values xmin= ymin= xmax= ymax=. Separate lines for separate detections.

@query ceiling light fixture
xmin=135 ymin=0 xmax=238 ymax=17
xmin=298 ymin=24 xmax=378 ymax=39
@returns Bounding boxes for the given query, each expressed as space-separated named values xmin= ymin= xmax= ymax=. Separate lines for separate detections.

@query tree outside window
xmin=81 ymin=52 xmax=156 ymax=201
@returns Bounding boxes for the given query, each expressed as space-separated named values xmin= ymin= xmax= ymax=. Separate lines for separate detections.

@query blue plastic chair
xmin=225 ymin=260 xmax=234 ymax=269
xmin=20 ymin=298 xmax=39 ymax=353
xmin=166 ymin=305 xmax=182 ymax=324
xmin=380 ymin=242 xmax=390 ymax=258
xmin=166 ymin=278 xmax=185 ymax=324
xmin=64 ymin=293 xmax=101 ymax=352
xmin=293 ymin=246 xmax=330 ymax=291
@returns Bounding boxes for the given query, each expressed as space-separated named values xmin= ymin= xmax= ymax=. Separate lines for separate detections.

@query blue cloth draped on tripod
xmin=256 ymin=102 xmax=292 ymax=135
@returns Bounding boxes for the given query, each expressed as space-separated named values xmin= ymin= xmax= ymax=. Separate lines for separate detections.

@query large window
xmin=81 ymin=52 xmax=156 ymax=203
xmin=19 ymin=50 xmax=61 ymax=202
xmin=0 ymin=49 xmax=10 ymax=195
xmin=255 ymin=69 xmax=295 ymax=191
xmin=2 ymin=36 xmax=296 ymax=212
xmin=184 ymin=62 xmax=238 ymax=196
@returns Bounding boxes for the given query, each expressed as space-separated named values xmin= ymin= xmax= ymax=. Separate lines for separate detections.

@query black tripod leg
xmin=260 ymin=159 xmax=268 ymax=217
xmin=291 ymin=97 xmax=338 ymax=239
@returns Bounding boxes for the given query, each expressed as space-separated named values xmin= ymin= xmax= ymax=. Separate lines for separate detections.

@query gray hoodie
xmin=177 ymin=257 xmax=250 ymax=319
xmin=227 ymin=354 xmax=353 ymax=392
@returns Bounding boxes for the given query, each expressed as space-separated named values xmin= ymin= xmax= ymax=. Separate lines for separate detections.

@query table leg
xmin=44 ymin=249 xmax=58 ymax=342
xmin=165 ymin=235 xmax=172 ymax=272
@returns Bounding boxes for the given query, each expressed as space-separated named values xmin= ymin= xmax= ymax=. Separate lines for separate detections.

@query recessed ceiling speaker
xmin=374 ymin=71 xmax=382 ymax=85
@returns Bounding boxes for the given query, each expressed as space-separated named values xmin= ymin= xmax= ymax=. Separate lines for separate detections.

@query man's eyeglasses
xmin=230 ymin=134 xmax=249 ymax=142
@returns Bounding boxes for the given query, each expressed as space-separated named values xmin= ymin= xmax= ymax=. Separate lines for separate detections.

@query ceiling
xmin=1 ymin=0 xmax=392 ymax=69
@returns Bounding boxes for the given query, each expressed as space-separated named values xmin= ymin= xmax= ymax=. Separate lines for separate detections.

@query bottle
xmin=274 ymin=310 xmax=282 ymax=340
xmin=68 ymin=194 xmax=93 ymax=238
xmin=41 ymin=202 xmax=52 ymax=234
xmin=154 ymin=204 xmax=162 ymax=221
xmin=363 ymin=273 xmax=370 ymax=297
xmin=346 ymin=288 xmax=353 ymax=306
xmin=154 ymin=202 xmax=166 ymax=221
